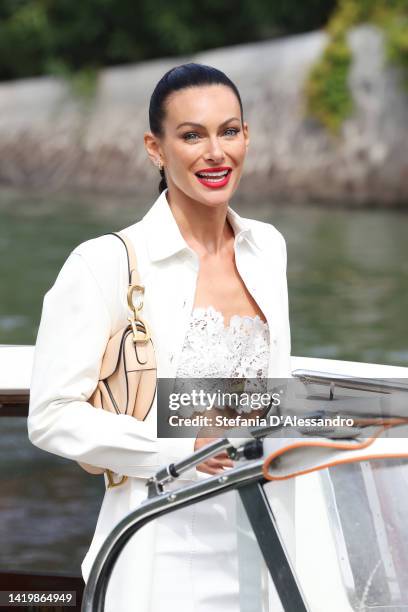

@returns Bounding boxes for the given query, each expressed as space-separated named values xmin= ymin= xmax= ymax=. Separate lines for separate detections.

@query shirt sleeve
xmin=27 ymin=250 xmax=197 ymax=480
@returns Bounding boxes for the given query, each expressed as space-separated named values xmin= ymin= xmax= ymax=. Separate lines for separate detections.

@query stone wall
xmin=0 ymin=25 xmax=407 ymax=206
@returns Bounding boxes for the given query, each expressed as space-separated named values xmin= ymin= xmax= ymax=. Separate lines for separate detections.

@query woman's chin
xmin=190 ymin=179 xmax=238 ymax=204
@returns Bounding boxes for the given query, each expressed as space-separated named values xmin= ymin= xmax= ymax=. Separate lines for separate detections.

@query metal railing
xmin=292 ymin=369 xmax=408 ymax=396
xmin=81 ymin=438 xmax=309 ymax=612
xmin=80 ymin=369 xmax=408 ymax=611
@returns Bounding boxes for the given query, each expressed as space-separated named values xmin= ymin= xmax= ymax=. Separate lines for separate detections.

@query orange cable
xmin=261 ymin=423 xmax=408 ymax=481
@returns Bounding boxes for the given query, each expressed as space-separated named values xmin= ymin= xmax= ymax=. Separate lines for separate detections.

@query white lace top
xmin=175 ymin=305 xmax=270 ymax=414
xmin=176 ymin=305 xmax=270 ymax=378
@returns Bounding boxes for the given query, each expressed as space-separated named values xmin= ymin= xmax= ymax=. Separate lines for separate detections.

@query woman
xmin=28 ymin=63 xmax=291 ymax=611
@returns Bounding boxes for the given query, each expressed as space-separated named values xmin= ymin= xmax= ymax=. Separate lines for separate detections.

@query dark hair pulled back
xmin=149 ymin=62 xmax=244 ymax=194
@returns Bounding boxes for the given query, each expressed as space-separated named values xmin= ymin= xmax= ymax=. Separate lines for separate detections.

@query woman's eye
xmin=224 ymin=128 xmax=240 ymax=136
xmin=183 ymin=132 xmax=200 ymax=141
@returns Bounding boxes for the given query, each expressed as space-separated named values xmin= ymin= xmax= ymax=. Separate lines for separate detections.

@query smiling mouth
xmin=195 ymin=169 xmax=232 ymax=183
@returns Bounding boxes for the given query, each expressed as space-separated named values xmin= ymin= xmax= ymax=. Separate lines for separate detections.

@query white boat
xmin=2 ymin=344 xmax=408 ymax=612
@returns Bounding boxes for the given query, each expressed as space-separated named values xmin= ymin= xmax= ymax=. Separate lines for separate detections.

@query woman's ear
xmin=144 ymin=132 xmax=163 ymax=167
xmin=243 ymin=121 xmax=250 ymax=149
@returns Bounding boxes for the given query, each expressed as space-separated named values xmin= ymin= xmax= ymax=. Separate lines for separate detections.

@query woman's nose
xmin=204 ymin=137 xmax=225 ymax=163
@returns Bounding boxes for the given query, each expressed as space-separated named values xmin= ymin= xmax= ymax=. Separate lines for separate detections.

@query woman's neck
xmin=166 ymin=187 xmax=234 ymax=257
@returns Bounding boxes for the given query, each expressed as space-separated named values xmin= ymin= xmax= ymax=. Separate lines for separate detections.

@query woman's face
xmin=146 ymin=84 xmax=249 ymax=207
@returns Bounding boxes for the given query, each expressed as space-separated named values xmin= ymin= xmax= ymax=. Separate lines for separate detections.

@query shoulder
xmin=56 ymin=221 xmax=144 ymax=327
xmin=249 ymin=218 xmax=286 ymax=243
xmin=245 ymin=217 xmax=287 ymax=257
xmin=71 ymin=226 xmax=135 ymax=263
xmin=69 ymin=219 xmax=144 ymax=276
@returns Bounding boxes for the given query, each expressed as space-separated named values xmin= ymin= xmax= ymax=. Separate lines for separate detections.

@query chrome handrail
xmin=81 ymin=434 xmax=310 ymax=612
xmin=81 ymin=457 xmax=266 ymax=612
xmin=292 ymin=369 xmax=408 ymax=395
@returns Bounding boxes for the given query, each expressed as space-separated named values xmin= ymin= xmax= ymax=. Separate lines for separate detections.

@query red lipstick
xmin=195 ymin=166 xmax=232 ymax=189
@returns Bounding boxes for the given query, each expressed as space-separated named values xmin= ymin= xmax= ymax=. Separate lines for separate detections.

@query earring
xmin=155 ymin=159 xmax=163 ymax=171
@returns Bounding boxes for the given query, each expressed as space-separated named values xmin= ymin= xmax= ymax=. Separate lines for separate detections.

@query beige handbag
xmin=78 ymin=231 xmax=157 ymax=488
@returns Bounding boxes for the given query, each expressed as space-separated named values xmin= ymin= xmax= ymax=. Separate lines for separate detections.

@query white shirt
xmin=27 ymin=188 xmax=291 ymax=609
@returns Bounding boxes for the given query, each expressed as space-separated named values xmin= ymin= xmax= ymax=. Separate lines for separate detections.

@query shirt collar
xmin=142 ymin=188 xmax=259 ymax=263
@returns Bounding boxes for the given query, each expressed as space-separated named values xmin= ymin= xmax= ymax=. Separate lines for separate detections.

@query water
xmin=1 ymin=189 xmax=407 ymax=576
xmin=0 ymin=417 xmax=104 ymax=574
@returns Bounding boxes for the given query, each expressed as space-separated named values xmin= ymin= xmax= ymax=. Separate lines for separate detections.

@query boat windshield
xmin=322 ymin=459 xmax=408 ymax=611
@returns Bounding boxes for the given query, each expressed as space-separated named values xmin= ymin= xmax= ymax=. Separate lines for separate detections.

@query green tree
xmin=305 ymin=0 xmax=408 ymax=134
xmin=0 ymin=0 xmax=336 ymax=81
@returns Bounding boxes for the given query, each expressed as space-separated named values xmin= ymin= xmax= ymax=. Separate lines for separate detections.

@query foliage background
xmin=1 ymin=0 xmax=407 ymax=136
xmin=0 ymin=0 xmax=336 ymax=80
xmin=305 ymin=0 xmax=408 ymax=134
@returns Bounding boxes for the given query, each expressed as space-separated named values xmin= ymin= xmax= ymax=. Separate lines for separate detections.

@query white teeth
xmin=197 ymin=170 xmax=229 ymax=178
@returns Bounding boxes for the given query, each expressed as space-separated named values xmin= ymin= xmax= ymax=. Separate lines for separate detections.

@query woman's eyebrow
xmin=176 ymin=116 xmax=240 ymax=129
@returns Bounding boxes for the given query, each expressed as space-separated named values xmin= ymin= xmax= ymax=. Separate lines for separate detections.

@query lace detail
xmin=175 ymin=306 xmax=270 ymax=414
xmin=176 ymin=305 xmax=269 ymax=378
